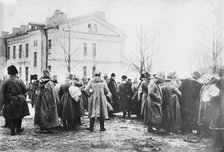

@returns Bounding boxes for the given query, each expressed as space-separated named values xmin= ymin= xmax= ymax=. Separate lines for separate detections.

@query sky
xmin=1 ymin=0 xmax=224 ymax=78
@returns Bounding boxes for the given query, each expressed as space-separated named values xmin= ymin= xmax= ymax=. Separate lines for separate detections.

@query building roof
xmin=60 ymin=12 xmax=125 ymax=36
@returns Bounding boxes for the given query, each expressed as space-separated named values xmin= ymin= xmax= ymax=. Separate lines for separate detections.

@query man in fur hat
xmin=0 ymin=65 xmax=29 ymax=135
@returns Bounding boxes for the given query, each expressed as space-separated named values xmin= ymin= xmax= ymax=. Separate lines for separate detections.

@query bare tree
xmin=127 ymin=25 xmax=159 ymax=76
xmin=46 ymin=10 xmax=83 ymax=73
xmin=52 ymin=25 xmax=83 ymax=73
xmin=194 ymin=21 xmax=223 ymax=74
xmin=194 ymin=0 xmax=224 ymax=74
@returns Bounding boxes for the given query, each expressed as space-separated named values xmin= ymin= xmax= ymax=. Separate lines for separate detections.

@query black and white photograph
xmin=0 ymin=0 xmax=224 ymax=151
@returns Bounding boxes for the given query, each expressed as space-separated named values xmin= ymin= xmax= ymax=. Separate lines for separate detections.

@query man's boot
xmin=123 ymin=111 xmax=126 ymax=118
xmin=16 ymin=118 xmax=24 ymax=134
xmin=128 ymin=111 xmax=131 ymax=118
xmin=99 ymin=118 xmax=106 ymax=131
xmin=87 ymin=118 xmax=95 ymax=131
xmin=10 ymin=119 xmax=16 ymax=135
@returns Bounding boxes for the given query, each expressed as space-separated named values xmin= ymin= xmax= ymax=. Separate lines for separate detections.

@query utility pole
xmin=68 ymin=27 xmax=71 ymax=73
xmin=43 ymin=28 xmax=49 ymax=69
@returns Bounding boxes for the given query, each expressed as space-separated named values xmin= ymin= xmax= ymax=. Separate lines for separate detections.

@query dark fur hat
xmin=121 ymin=75 xmax=127 ymax=80
xmin=7 ymin=65 xmax=18 ymax=75
xmin=111 ymin=73 xmax=116 ymax=77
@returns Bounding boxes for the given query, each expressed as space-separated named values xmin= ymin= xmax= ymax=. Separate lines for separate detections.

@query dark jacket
xmin=0 ymin=75 xmax=29 ymax=119
xmin=107 ymin=78 xmax=118 ymax=104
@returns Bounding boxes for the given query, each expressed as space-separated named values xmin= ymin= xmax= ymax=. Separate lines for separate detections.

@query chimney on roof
xmin=1 ymin=31 xmax=9 ymax=37
xmin=93 ymin=11 xmax=105 ymax=20
xmin=46 ymin=10 xmax=67 ymax=26
xmin=20 ymin=25 xmax=29 ymax=32
xmin=12 ymin=27 xmax=21 ymax=33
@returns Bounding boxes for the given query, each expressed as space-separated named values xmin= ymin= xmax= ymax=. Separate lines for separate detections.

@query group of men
xmin=0 ymin=65 xmax=224 ymax=151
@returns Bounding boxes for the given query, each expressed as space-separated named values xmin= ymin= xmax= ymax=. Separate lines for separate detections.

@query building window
xmin=83 ymin=66 xmax=87 ymax=77
xmin=88 ymin=24 xmax=92 ymax=33
xmin=48 ymin=39 xmax=52 ymax=49
xmin=7 ymin=46 xmax=10 ymax=59
xmin=92 ymin=66 xmax=96 ymax=78
xmin=83 ymin=43 xmax=87 ymax=56
xmin=93 ymin=24 xmax=97 ymax=33
xmin=19 ymin=67 xmax=22 ymax=78
xmin=34 ymin=40 xmax=38 ymax=47
xmin=25 ymin=67 xmax=28 ymax=83
xmin=25 ymin=43 xmax=29 ymax=57
xmin=34 ymin=52 xmax=37 ymax=67
xmin=13 ymin=46 xmax=16 ymax=59
xmin=92 ymin=43 xmax=96 ymax=57
xmin=19 ymin=44 xmax=22 ymax=58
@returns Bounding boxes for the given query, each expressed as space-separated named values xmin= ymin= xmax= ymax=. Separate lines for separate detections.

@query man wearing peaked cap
xmin=118 ymin=74 xmax=133 ymax=118
xmin=146 ymin=71 xmax=165 ymax=133
xmin=193 ymin=71 xmax=201 ymax=80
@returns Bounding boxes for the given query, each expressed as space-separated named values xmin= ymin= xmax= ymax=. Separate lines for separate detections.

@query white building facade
xmin=3 ymin=24 xmax=47 ymax=84
xmin=1 ymin=11 xmax=130 ymax=84
xmin=47 ymin=11 xmax=127 ymax=82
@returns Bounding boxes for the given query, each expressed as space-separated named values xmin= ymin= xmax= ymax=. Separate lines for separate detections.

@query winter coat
xmin=58 ymin=79 xmax=81 ymax=121
xmin=107 ymin=78 xmax=119 ymax=111
xmin=197 ymin=82 xmax=219 ymax=126
xmin=118 ymin=81 xmax=133 ymax=112
xmin=85 ymin=77 xmax=109 ymax=119
xmin=145 ymin=80 xmax=163 ymax=124
xmin=34 ymin=77 xmax=59 ymax=128
xmin=179 ymin=78 xmax=203 ymax=127
xmin=209 ymin=77 xmax=224 ymax=130
xmin=0 ymin=75 xmax=29 ymax=119
xmin=141 ymin=81 xmax=148 ymax=115
xmin=161 ymin=82 xmax=182 ymax=125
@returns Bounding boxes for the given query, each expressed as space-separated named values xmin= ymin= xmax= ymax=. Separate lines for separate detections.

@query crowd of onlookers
xmin=1 ymin=65 xmax=224 ymax=151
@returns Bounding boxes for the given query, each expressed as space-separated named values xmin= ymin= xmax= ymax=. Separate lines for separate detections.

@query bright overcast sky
xmin=1 ymin=0 xmax=224 ymax=78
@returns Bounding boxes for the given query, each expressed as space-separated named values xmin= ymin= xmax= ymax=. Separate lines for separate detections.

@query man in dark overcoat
xmin=0 ymin=65 xmax=29 ymax=135
xmin=118 ymin=75 xmax=133 ymax=118
xmin=179 ymin=71 xmax=203 ymax=133
xmin=107 ymin=73 xmax=119 ymax=113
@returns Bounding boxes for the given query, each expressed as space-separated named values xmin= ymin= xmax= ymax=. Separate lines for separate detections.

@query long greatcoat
xmin=209 ymin=77 xmax=224 ymax=147
xmin=58 ymin=80 xmax=81 ymax=121
xmin=0 ymin=76 xmax=29 ymax=120
xmin=197 ymin=82 xmax=218 ymax=126
xmin=179 ymin=78 xmax=203 ymax=131
xmin=85 ymin=78 xmax=109 ymax=119
xmin=118 ymin=81 xmax=133 ymax=112
xmin=34 ymin=77 xmax=59 ymax=128
xmin=145 ymin=80 xmax=163 ymax=124
xmin=141 ymin=81 xmax=148 ymax=116
xmin=107 ymin=78 xmax=119 ymax=112
xmin=161 ymin=82 xmax=182 ymax=129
